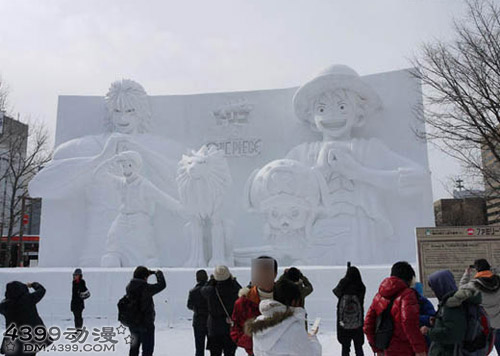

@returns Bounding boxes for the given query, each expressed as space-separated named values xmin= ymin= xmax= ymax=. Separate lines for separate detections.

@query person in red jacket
xmin=364 ymin=261 xmax=427 ymax=356
xmin=231 ymin=256 xmax=277 ymax=355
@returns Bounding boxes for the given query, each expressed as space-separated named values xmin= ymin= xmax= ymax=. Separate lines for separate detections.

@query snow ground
xmin=0 ymin=266 xmax=393 ymax=327
xmin=0 ymin=317 xmax=374 ymax=356
xmin=0 ymin=266 xmax=444 ymax=355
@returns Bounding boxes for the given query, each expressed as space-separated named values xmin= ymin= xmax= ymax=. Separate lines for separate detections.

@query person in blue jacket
xmin=413 ymin=281 xmax=436 ymax=346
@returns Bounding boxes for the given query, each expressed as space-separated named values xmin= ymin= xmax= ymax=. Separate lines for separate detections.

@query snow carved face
xmin=181 ymin=154 xmax=209 ymax=180
xmin=247 ymin=160 xmax=321 ymax=240
xmin=119 ymin=158 xmax=139 ymax=178
xmin=265 ymin=201 xmax=310 ymax=234
xmin=313 ymin=89 xmax=363 ymax=139
xmin=111 ymin=104 xmax=140 ymax=134
xmin=111 ymin=151 xmax=142 ymax=179
xmin=104 ymin=79 xmax=151 ymax=134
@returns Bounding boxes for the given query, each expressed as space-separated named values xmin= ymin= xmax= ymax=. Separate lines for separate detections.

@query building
xmin=482 ymin=140 xmax=500 ymax=225
xmin=0 ymin=112 xmax=28 ymax=233
xmin=0 ymin=111 xmax=41 ymax=266
xmin=434 ymin=196 xmax=487 ymax=227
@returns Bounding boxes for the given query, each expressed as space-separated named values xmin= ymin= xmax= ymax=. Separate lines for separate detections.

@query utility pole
xmin=18 ymin=197 xmax=25 ymax=267
xmin=0 ymin=156 xmax=7 ymax=266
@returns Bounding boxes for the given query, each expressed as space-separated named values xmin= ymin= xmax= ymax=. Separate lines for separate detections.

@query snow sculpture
xmin=95 ymin=151 xmax=183 ymax=267
xmin=177 ymin=145 xmax=234 ymax=267
xmin=30 ymin=66 xmax=433 ymax=268
xmin=244 ymin=159 xmax=327 ymax=264
xmin=234 ymin=65 xmax=429 ymax=266
xmin=29 ymin=79 xmax=183 ymax=266
xmin=284 ymin=64 xmax=429 ymax=264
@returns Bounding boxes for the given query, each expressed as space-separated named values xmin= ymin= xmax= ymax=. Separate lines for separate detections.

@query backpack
xmin=374 ymin=298 xmax=395 ymax=351
xmin=117 ymin=294 xmax=143 ymax=328
xmin=459 ymin=302 xmax=494 ymax=355
xmin=338 ymin=294 xmax=363 ymax=330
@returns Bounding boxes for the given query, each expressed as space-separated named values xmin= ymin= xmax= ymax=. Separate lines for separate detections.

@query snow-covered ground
xmin=0 ymin=266 xmax=393 ymax=327
xmin=0 ymin=266 xmax=401 ymax=355
xmin=0 ymin=317 xmax=373 ymax=356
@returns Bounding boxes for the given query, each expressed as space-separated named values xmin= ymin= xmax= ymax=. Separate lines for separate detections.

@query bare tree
xmin=0 ymin=76 xmax=9 ymax=113
xmin=412 ymin=0 xmax=500 ymax=217
xmin=0 ymin=117 xmax=52 ymax=266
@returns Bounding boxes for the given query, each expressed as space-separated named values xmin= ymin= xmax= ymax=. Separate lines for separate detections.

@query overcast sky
xmin=0 ymin=0 xmax=471 ymax=199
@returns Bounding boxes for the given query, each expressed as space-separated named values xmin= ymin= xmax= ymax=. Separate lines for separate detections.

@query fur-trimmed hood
xmin=239 ymin=286 xmax=252 ymax=298
xmin=474 ymin=274 xmax=500 ymax=293
xmin=245 ymin=301 xmax=295 ymax=335
xmin=244 ymin=299 xmax=307 ymax=353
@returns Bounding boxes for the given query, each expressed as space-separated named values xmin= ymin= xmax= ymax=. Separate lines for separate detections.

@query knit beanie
xmin=474 ymin=259 xmax=491 ymax=272
xmin=134 ymin=266 xmax=151 ymax=279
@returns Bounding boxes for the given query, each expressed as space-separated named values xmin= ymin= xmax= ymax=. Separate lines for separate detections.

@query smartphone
xmin=310 ymin=317 xmax=321 ymax=335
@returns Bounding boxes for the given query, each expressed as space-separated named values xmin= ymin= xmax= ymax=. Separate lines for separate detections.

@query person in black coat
xmin=333 ymin=265 xmax=366 ymax=356
xmin=71 ymin=268 xmax=89 ymax=332
xmin=125 ymin=266 xmax=166 ymax=356
xmin=187 ymin=269 xmax=209 ymax=356
xmin=201 ymin=266 xmax=241 ymax=356
xmin=0 ymin=281 xmax=50 ymax=356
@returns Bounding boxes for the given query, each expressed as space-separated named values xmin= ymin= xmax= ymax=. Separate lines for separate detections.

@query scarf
xmin=258 ymin=288 xmax=274 ymax=300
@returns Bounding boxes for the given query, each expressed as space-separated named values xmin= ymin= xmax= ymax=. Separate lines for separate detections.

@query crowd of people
xmin=187 ymin=257 xmax=500 ymax=356
xmin=1 ymin=257 xmax=500 ymax=355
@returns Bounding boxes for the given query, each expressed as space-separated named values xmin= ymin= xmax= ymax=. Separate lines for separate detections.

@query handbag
xmin=80 ymin=289 xmax=91 ymax=300
xmin=215 ymin=287 xmax=234 ymax=327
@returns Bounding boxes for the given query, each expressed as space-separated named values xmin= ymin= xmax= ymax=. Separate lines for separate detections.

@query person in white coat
xmin=244 ymin=278 xmax=322 ymax=356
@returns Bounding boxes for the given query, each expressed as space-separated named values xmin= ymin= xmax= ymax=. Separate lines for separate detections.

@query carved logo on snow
xmin=207 ymin=139 xmax=262 ymax=157
xmin=212 ymin=99 xmax=254 ymax=126
xmin=208 ymin=98 xmax=261 ymax=157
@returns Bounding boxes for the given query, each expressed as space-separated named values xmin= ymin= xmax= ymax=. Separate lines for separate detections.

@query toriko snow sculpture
xmin=244 ymin=159 xmax=327 ymax=264
xmin=29 ymin=79 xmax=183 ymax=266
xmin=95 ymin=151 xmax=184 ymax=267
xmin=177 ymin=145 xmax=234 ymax=267
xmin=283 ymin=65 xmax=428 ymax=264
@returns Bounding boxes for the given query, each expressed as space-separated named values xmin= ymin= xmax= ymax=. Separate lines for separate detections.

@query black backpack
xmin=117 ymin=293 xmax=143 ymax=328
xmin=460 ymin=301 xmax=493 ymax=355
xmin=338 ymin=294 xmax=363 ymax=330
xmin=374 ymin=298 xmax=395 ymax=350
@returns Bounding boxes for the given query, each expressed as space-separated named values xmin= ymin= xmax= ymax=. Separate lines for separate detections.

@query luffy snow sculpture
xmin=244 ymin=159 xmax=327 ymax=264
xmin=177 ymin=145 xmax=234 ymax=267
xmin=285 ymin=65 xmax=428 ymax=264
xmin=95 ymin=151 xmax=183 ymax=267
xmin=29 ymin=79 xmax=183 ymax=266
